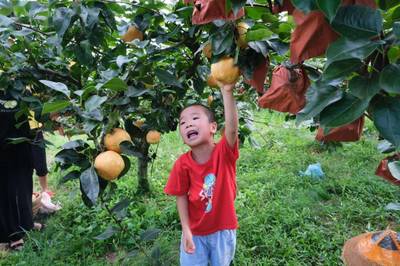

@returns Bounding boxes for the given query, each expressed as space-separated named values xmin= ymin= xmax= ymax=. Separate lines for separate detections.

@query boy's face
xmin=179 ymin=105 xmax=217 ymax=147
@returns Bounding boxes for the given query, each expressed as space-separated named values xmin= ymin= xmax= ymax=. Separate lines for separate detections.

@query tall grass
xmin=2 ymin=110 xmax=399 ymax=265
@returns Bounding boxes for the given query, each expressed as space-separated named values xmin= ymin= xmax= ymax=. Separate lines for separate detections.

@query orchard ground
xmin=1 ymin=109 xmax=399 ymax=266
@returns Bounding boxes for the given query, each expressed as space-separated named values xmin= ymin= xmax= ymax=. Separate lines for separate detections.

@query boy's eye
xmin=193 ymin=117 xmax=199 ymax=120
xmin=180 ymin=121 xmax=185 ymax=126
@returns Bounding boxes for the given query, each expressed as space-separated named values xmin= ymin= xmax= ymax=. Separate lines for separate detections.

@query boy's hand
xmin=182 ymin=230 xmax=196 ymax=254
xmin=217 ymin=81 xmax=235 ymax=92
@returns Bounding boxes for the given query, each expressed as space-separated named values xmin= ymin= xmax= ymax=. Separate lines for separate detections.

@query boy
xmin=164 ymin=82 xmax=239 ymax=266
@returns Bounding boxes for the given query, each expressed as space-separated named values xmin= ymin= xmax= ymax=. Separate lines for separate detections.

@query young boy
xmin=164 ymin=82 xmax=239 ymax=266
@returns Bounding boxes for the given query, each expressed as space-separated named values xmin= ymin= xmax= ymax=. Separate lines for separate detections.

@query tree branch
xmin=14 ymin=22 xmax=50 ymax=37
xmin=35 ymin=65 xmax=81 ymax=88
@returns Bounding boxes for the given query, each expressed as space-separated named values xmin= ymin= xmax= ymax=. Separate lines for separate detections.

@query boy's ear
xmin=210 ymin=122 xmax=217 ymax=134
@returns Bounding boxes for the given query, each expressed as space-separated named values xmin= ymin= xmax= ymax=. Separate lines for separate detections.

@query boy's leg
xmin=209 ymin=230 xmax=236 ymax=266
xmin=180 ymin=234 xmax=209 ymax=266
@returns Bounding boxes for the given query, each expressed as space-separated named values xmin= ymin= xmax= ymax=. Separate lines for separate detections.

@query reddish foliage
xmin=315 ymin=116 xmax=365 ymax=142
xmin=272 ymin=0 xmax=295 ymax=15
xmin=258 ymin=65 xmax=310 ymax=114
xmin=186 ymin=0 xmax=244 ymax=25
xmin=290 ymin=10 xmax=339 ymax=64
xmin=375 ymin=153 xmax=400 ymax=186
xmin=244 ymin=57 xmax=269 ymax=94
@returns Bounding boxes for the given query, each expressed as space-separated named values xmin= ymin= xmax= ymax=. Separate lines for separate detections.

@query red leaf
xmin=375 ymin=153 xmax=400 ymax=186
xmin=290 ymin=10 xmax=339 ymax=64
xmin=258 ymin=65 xmax=310 ymax=114
xmin=190 ymin=0 xmax=244 ymax=25
xmin=316 ymin=116 xmax=365 ymax=142
xmin=272 ymin=0 xmax=295 ymax=15
xmin=244 ymin=57 xmax=269 ymax=94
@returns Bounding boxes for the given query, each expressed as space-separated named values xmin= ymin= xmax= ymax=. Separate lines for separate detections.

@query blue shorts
xmin=180 ymin=230 xmax=236 ymax=266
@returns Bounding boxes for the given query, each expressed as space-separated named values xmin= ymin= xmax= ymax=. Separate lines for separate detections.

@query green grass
xmin=1 ymin=110 xmax=399 ymax=265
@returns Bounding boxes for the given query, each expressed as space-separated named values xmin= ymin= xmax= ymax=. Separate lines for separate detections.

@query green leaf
xmin=102 ymin=78 xmax=128 ymax=91
xmin=246 ymin=28 xmax=273 ymax=42
xmin=42 ymin=100 xmax=70 ymax=114
xmin=60 ymin=170 xmax=80 ymax=184
xmin=80 ymin=167 xmax=99 ymax=205
xmin=62 ymin=140 xmax=87 ymax=150
xmin=111 ymin=198 xmax=131 ymax=214
xmin=39 ymin=80 xmax=70 ymax=98
xmin=80 ymin=6 xmax=99 ymax=30
xmin=94 ymin=225 xmax=116 ymax=240
xmin=332 ymin=6 xmax=382 ymax=39
xmin=319 ymin=94 xmax=369 ymax=128
xmin=388 ymin=161 xmax=400 ymax=180
xmin=387 ymin=46 xmax=400 ymax=63
xmin=85 ymin=95 xmax=107 ymax=112
xmin=348 ymin=73 xmax=380 ymax=100
xmin=116 ymin=55 xmax=132 ymax=68
xmin=53 ymin=7 xmax=74 ymax=37
xmin=120 ymin=141 xmax=143 ymax=158
xmin=291 ymin=0 xmax=317 ymax=14
xmin=211 ymin=27 xmax=234 ymax=56
xmin=118 ymin=155 xmax=131 ymax=179
xmin=140 ymin=228 xmax=161 ymax=241
xmin=111 ymin=198 xmax=131 ymax=219
xmin=248 ymin=41 xmax=268 ymax=57
xmin=155 ymin=69 xmax=182 ymax=88
xmin=378 ymin=0 xmax=400 ymax=10
xmin=326 ymin=38 xmax=383 ymax=65
xmin=379 ymin=64 xmax=400 ymax=93
xmin=316 ymin=0 xmax=340 ymax=22
xmin=370 ymin=97 xmax=400 ymax=148
xmin=323 ymin=59 xmax=362 ymax=81
xmin=75 ymin=40 xmax=94 ymax=66
xmin=6 ymin=137 xmax=31 ymax=144
xmin=296 ymin=81 xmax=343 ymax=123
xmin=231 ymin=0 xmax=246 ymax=16
xmin=126 ymin=86 xmax=150 ymax=97
xmin=245 ymin=6 xmax=267 ymax=20
xmin=55 ymin=149 xmax=87 ymax=166
xmin=0 ymin=14 xmax=13 ymax=26
xmin=377 ymin=139 xmax=396 ymax=154
xmin=394 ymin=21 xmax=400 ymax=39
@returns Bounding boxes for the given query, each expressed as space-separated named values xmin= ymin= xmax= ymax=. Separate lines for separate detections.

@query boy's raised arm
xmin=219 ymin=83 xmax=238 ymax=148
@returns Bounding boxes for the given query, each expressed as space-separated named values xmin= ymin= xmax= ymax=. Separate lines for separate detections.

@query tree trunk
xmin=137 ymin=142 xmax=150 ymax=194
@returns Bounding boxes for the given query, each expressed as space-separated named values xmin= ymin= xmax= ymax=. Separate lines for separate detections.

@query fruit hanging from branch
xmin=104 ymin=128 xmax=132 ymax=153
xmin=121 ymin=25 xmax=143 ymax=42
xmin=211 ymin=57 xmax=240 ymax=85
xmin=146 ymin=130 xmax=161 ymax=144
xmin=94 ymin=151 xmax=125 ymax=181
xmin=236 ymin=21 xmax=250 ymax=49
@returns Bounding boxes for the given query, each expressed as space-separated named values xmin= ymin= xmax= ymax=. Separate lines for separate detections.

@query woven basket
xmin=32 ymin=192 xmax=42 ymax=217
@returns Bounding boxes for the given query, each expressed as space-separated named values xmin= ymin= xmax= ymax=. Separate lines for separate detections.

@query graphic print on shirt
xmin=199 ymin=173 xmax=216 ymax=213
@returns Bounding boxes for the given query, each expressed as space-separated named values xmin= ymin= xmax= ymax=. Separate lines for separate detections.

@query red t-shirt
xmin=164 ymin=135 xmax=239 ymax=235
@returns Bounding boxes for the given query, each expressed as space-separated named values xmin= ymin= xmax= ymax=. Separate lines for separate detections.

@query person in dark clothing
xmin=0 ymin=93 xmax=34 ymax=250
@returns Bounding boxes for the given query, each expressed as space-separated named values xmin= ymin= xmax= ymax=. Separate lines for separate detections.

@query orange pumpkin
xmin=342 ymin=230 xmax=400 ymax=266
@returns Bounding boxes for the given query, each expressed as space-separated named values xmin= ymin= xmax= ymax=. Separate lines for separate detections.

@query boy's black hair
xmin=179 ymin=103 xmax=216 ymax=123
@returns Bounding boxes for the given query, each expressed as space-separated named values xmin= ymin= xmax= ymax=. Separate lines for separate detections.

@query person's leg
xmin=209 ymin=230 xmax=236 ymax=266
xmin=3 ymin=161 xmax=34 ymax=248
xmin=180 ymin=234 xmax=209 ymax=266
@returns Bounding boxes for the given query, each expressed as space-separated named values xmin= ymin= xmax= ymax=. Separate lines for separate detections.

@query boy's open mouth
xmin=187 ymin=130 xmax=199 ymax=140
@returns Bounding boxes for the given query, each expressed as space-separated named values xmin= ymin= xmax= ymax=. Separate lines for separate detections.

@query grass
xmin=1 ymin=110 xmax=399 ymax=265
